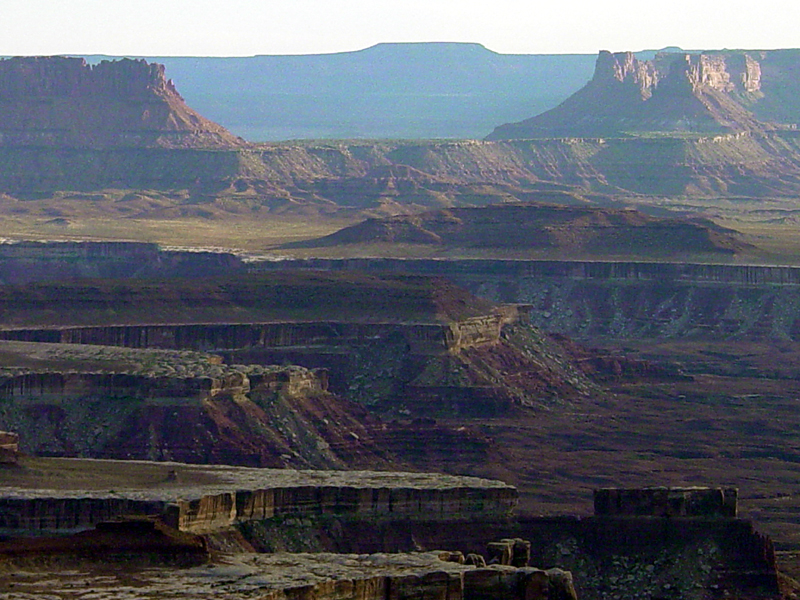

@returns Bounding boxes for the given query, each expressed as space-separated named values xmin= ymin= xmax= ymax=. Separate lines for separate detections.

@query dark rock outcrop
xmin=293 ymin=203 xmax=750 ymax=257
xmin=0 ymin=431 xmax=18 ymax=464
xmin=0 ymin=517 xmax=208 ymax=567
xmin=594 ymin=487 xmax=738 ymax=518
xmin=0 ymin=56 xmax=242 ymax=149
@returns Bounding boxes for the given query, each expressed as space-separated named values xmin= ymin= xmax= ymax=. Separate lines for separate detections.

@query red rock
xmin=0 ymin=56 xmax=242 ymax=149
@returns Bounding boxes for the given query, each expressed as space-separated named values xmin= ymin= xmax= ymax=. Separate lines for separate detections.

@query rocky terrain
xmin=4 ymin=47 xmax=800 ymax=600
xmin=2 ymin=55 xmax=800 ymax=221
xmin=0 ymin=270 xmax=599 ymax=473
xmin=0 ymin=56 xmax=242 ymax=149
xmin=0 ymin=341 xmax=396 ymax=468
xmin=487 ymin=49 xmax=798 ymax=139
xmin=0 ymin=550 xmax=578 ymax=600
xmin=291 ymin=203 xmax=750 ymax=258
xmin=0 ymin=473 xmax=781 ymax=600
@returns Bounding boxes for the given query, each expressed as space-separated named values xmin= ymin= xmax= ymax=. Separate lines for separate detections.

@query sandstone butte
xmin=0 ymin=56 xmax=243 ymax=149
xmin=487 ymin=50 xmax=781 ymax=139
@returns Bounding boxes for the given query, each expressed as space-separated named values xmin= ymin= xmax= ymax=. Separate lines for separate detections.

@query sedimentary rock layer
xmin=0 ymin=551 xmax=576 ymax=600
xmin=593 ymin=487 xmax=738 ymax=517
xmin=0 ymin=241 xmax=243 ymax=284
xmin=0 ymin=56 xmax=242 ymax=148
xmin=257 ymin=258 xmax=800 ymax=341
xmin=0 ymin=460 xmax=517 ymax=535
xmin=252 ymin=515 xmax=778 ymax=600
xmin=2 ymin=132 xmax=800 ymax=199
xmin=487 ymin=50 xmax=779 ymax=139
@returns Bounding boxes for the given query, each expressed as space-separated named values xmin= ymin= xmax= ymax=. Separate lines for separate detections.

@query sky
xmin=1 ymin=0 xmax=798 ymax=57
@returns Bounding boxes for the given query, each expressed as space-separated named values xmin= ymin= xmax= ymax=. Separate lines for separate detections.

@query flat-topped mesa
xmin=0 ymin=56 xmax=244 ymax=149
xmin=487 ymin=50 xmax=770 ymax=139
xmin=594 ymin=487 xmax=738 ymax=518
xmin=0 ymin=462 xmax=517 ymax=535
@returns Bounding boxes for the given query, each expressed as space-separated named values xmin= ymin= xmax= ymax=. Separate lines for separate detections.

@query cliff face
xmin=0 ymin=366 xmax=393 ymax=469
xmin=487 ymin=50 xmax=774 ymax=139
xmin=0 ymin=56 xmax=242 ymax=149
xmin=0 ymin=241 xmax=244 ymax=284
xmin=3 ymin=132 xmax=800 ymax=201
xmin=264 ymin=259 xmax=800 ymax=342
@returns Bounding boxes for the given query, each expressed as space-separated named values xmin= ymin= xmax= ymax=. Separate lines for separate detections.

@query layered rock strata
xmin=487 ymin=50 xmax=773 ymax=139
xmin=0 ymin=461 xmax=517 ymax=535
xmin=594 ymin=486 xmax=738 ymax=518
xmin=257 ymin=258 xmax=800 ymax=341
xmin=0 ymin=56 xmax=242 ymax=149
xmin=0 ymin=550 xmax=577 ymax=600
xmin=0 ymin=241 xmax=244 ymax=284
xmin=252 ymin=513 xmax=778 ymax=600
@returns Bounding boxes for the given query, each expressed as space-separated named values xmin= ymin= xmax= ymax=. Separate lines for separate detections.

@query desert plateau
xmin=1 ymin=34 xmax=800 ymax=600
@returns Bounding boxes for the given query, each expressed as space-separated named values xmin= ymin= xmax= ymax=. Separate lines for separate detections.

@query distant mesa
xmin=487 ymin=50 xmax=774 ymax=139
xmin=0 ymin=56 xmax=243 ymax=149
xmin=291 ymin=203 xmax=751 ymax=258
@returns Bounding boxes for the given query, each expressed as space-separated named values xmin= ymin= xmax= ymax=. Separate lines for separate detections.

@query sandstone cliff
xmin=487 ymin=50 xmax=774 ymax=139
xmin=0 ymin=56 xmax=242 ymax=148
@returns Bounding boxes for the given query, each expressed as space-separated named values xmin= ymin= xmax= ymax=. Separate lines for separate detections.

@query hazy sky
xmin=1 ymin=0 xmax=798 ymax=56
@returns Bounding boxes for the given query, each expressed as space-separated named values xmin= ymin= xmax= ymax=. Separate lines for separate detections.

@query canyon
xmin=2 ymin=45 xmax=800 ymax=600
xmin=0 ymin=460 xmax=782 ymax=600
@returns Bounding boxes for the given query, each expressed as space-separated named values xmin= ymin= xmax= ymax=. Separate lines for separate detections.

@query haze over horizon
xmin=2 ymin=0 xmax=798 ymax=57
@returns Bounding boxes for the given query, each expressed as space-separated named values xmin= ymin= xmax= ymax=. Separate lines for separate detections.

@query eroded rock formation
xmin=0 ymin=461 xmax=516 ymax=535
xmin=487 ymin=50 xmax=774 ymax=139
xmin=0 ymin=241 xmax=244 ymax=284
xmin=0 ymin=363 xmax=393 ymax=469
xmin=0 ymin=56 xmax=242 ymax=148
xmin=0 ymin=549 xmax=578 ymax=600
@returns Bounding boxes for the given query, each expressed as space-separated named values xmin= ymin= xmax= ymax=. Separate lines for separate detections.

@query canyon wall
xmin=2 ymin=132 xmax=800 ymax=198
xmin=0 ymin=241 xmax=243 ymax=283
xmin=0 ymin=469 xmax=517 ymax=536
xmin=244 ymin=513 xmax=777 ymax=600
xmin=242 ymin=517 xmax=779 ymax=600
xmin=258 ymin=259 xmax=800 ymax=341
xmin=0 ymin=364 xmax=396 ymax=468
xmin=0 ymin=321 xmax=457 ymax=353
xmin=175 ymin=484 xmax=518 ymax=534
